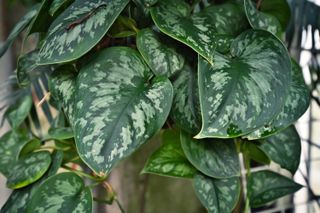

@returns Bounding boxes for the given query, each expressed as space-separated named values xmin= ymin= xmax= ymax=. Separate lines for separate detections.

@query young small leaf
xmin=6 ymin=151 xmax=52 ymax=189
xmin=193 ymin=173 xmax=241 ymax=213
xmin=137 ymin=28 xmax=185 ymax=77
xmin=143 ymin=130 xmax=197 ymax=178
xmin=27 ymin=172 xmax=92 ymax=213
xmin=248 ymin=170 xmax=303 ymax=207
xmin=244 ymin=0 xmax=282 ymax=36
xmin=258 ymin=126 xmax=301 ymax=175
xmin=180 ymin=132 xmax=240 ymax=178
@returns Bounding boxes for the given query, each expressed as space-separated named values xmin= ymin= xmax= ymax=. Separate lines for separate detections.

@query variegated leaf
xmin=74 ymin=47 xmax=173 ymax=175
xmin=171 ymin=64 xmax=200 ymax=134
xmin=49 ymin=0 xmax=74 ymax=16
xmin=49 ymin=65 xmax=76 ymax=124
xmin=248 ymin=170 xmax=302 ymax=207
xmin=244 ymin=0 xmax=282 ymax=36
xmin=27 ymin=172 xmax=92 ymax=213
xmin=0 ymin=5 xmax=39 ymax=57
xmin=45 ymin=127 xmax=74 ymax=140
xmin=196 ymin=30 xmax=291 ymax=138
xmin=137 ymin=28 xmax=185 ymax=77
xmin=0 ymin=151 xmax=63 ymax=213
xmin=193 ymin=173 xmax=241 ymax=213
xmin=150 ymin=0 xmax=248 ymax=63
xmin=246 ymin=60 xmax=310 ymax=139
xmin=38 ymin=0 xmax=130 ymax=65
xmin=6 ymin=151 xmax=51 ymax=189
xmin=180 ymin=132 xmax=240 ymax=178
xmin=0 ymin=129 xmax=30 ymax=176
xmin=142 ymin=129 xmax=197 ymax=178
xmin=259 ymin=126 xmax=301 ymax=175
xmin=5 ymin=95 xmax=33 ymax=129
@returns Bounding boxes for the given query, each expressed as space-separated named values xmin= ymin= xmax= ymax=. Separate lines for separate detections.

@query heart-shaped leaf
xmin=246 ymin=60 xmax=310 ymax=139
xmin=193 ymin=173 xmax=241 ymax=213
xmin=1 ymin=151 xmax=63 ymax=213
xmin=258 ymin=126 xmax=301 ymax=175
xmin=244 ymin=0 xmax=282 ymax=36
xmin=38 ymin=0 xmax=130 ymax=65
xmin=6 ymin=151 xmax=52 ymax=189
xmin=143 ymin=129 xmax=197 ymax=178
xmin=5 ymin=95 xmax=33 ymax=129
xmin=180 ymin=132 xmax=240 ymax=178
xmin=0 ymin=129 xmax=30 ymax=176
xmin=27 ymin=172 xmax=92 ymax=213
xmin=171 ymin=64 xmax=201 ymax=134
xmin=196 ymin=30 xmax=291 ymax=138
xmin=0 ymin=5 xmax=39 ymax=57
xmin=74 ymin=47 xmax=173 ymax=175
xmin=151 ymin=0 xmax=248 ymax=63
xmin=248 ymin=170 xmax=302 ymax=207
xmin=137 ymin=28 xmax=185 ymax=77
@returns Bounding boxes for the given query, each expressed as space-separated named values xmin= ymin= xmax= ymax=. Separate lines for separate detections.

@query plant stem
xmin=115 ymin=198 xmax=126 ymax=213
xmin=256 ymin=0 xmax=263 ymax=9
xmin=62 ymin=165 xmax=105 ymax=182
xmin=243 ymin=143 xmax=251 ymax=213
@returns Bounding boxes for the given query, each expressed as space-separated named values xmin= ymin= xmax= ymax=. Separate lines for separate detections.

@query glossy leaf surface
xmin=0 ymin=130 xmax=30 ymax=176
xmin=0 ymin=5 xmax=38 ymax=57
xmin=137 ymin=28 xmax=185 ymax=77
xmin=38 ymin=0 xmax=130 ymax=65
xmin=196 ymin=30 xmax=291 ymax=138
xmin=74 ymin=47 xmax=173 ymax=175
xmin=259 ymin=126 xmax=301 ymax=174
xmin=171 ymin=64 xmax=200 ymax=134
xmin=181 ymin=132 xmax=240 ymax=178
xmin=244 ymin=0 xmax=282 ymax=36
xmin=49 ymin=0 xmax=74 ymax=16
xmin=151 ymin=0 xmax=248 ymax=63
xmin=193 ymin=173 xmax=241 ymax=213
xmin=6 ymin=151 xmax=51 ymax=189
xmin=143 ymin=130 xmax=197 ymax=178
xmin=248 ymin=170 xmax=302 ymax=207
xmin=260 ymin=0 xmax=291 ymax=29
xmin=27 ymin=172 xmax=92 ymax=213
xmin=0 ymin=151 xmax=63 ymax=213
xmin=247 ymin=60 xmax=310 ymax=139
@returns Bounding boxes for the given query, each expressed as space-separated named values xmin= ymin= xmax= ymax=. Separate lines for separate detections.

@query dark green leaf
xmin=45 ymin=127 xmax=74 ymax=140
xmin=19 ymin=139 xmax=42 ymax=157
xmin=108 ymin=15 xmax=137 ymax=38
xmin=0 ymin=5 xmax=39 ymax=57
xmin=245 ymin=142 xmax=270 ymax=165
xmin=27 ymin=172 xmax=92 ymax=213
xmin=0 ymin=151 xmax=63 ymax=213
xmin=49 ymin=0 xmax=74 ymax=16
xmin=248 ymin=170 xmax=303 ymax=207
xmin=137 ymin=28 xmax=185 ymax=77
xmin=259 ymin=126 xmax=301 ymax=175
xmin=260 ymin=0 xmax=291 ymax=30
xmin=28 ymin=0 xmax=53 ymax=34
xmin=244 ymin=0 xmax=282 ymax=36
xmin=6 ymin=151 xmax=52 ymax=189
xmin=181 ymin=132 xmax=240 ymax=178
xmin=151 ymin=0 xmax=248 ymax=63
xmin=193 ymin=173 xmax=241 ymax=213
xmin=195 ymin=30 xmax=291 ymax=138
xmin=0 ymin=129 xmax=30 ymax=176
xmin=5 ymin=95 xmax=33 ymax=129
xmin=143 ymin=130 xmax=197 ymax=178
xmin=246 ymin=60 xmax=310 ymax=139
xmin=38 ymin=0 xmax=130 ymax=65
xmin=49 ymin=65 xmax=76 ymax=124
xmin=74 ymin=47 xmax=173 ymax=175
xmin=171 ymin=64 xmax=200 ymax=134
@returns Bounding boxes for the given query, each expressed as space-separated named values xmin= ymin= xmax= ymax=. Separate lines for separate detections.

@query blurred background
xmin=0 ymin=0 xmax=320 ymax=212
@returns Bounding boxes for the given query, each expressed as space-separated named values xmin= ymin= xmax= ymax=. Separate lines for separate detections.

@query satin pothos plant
xmin=0 ymin=0 xmax=310 ymax=212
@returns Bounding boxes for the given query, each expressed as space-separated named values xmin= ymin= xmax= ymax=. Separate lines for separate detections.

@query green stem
xmin=115 ymin=198 xmax=126 ymax=213
xmin=243 ymin=143 xmax=251 ymax=213
xmin=62 ymin=165 xmax=105 ymax=182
